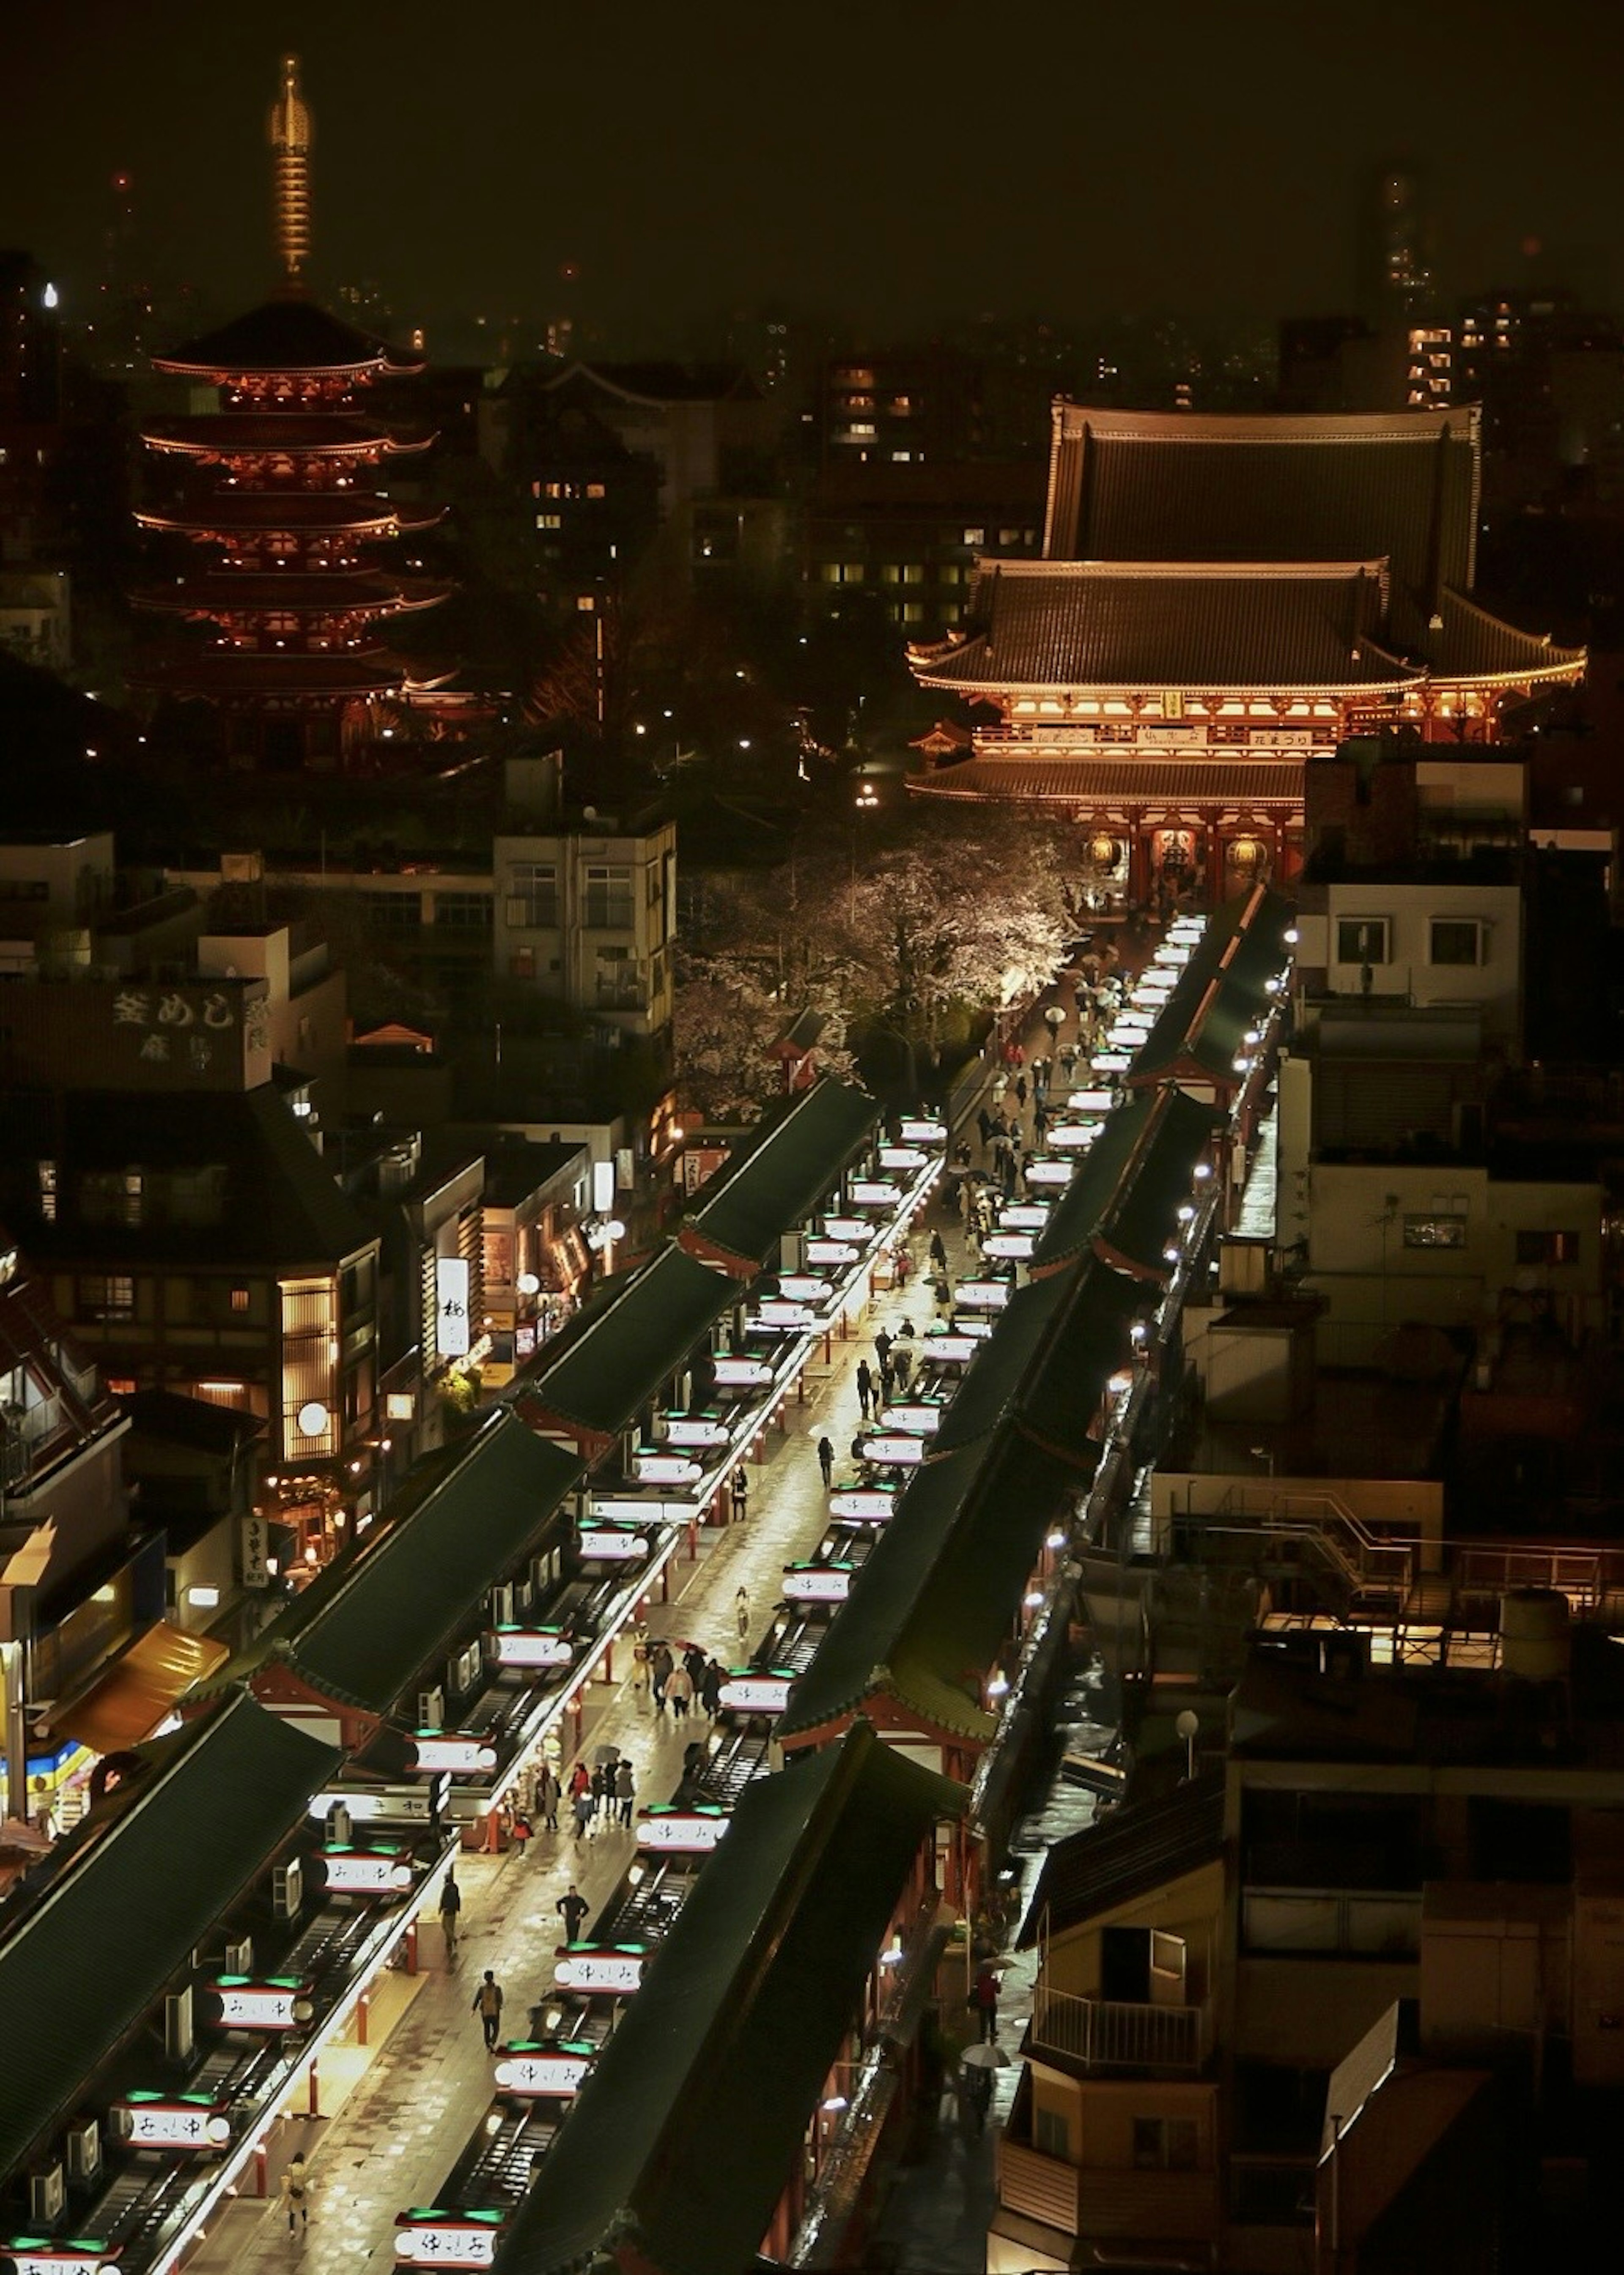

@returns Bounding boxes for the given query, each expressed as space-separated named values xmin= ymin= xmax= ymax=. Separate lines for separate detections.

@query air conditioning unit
xmin=326 ymin=1801 xmax=353 ymax=1848
xmin=165 ymin=1988 xmax=194 ymax=2064
xmin=272 ymin=1859 xmax=303 ymax=1921
xmin=418 ymin=1687 xmax=444 ymax=1732
xmin=65 ymin=2119 xmax=100 ymax=2184
xmin=489 ymin=1584 xmax=515 ymax=1629
xmin=224 ymin=1936 xmax=254 ymax=1977
xmin=30 ymin=2164 xmax=65 ymax=2224
xmin=455 ymin=1643 xmax=482 ymax=1691
xmin=779 ymin=1229 xmax=804 ymax=1274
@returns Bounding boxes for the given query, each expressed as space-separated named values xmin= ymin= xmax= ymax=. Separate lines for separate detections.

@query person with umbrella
xmin=973 ymin=1960 xmax=1001 ymax=2041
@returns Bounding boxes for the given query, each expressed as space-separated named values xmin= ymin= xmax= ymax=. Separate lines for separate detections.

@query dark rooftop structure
xmin=1018 ymin=1773 xmax=1226 ymax=1947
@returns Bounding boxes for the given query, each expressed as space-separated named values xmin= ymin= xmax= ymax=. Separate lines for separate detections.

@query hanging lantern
xmin=1089 ymin=833 xmax=1121 ymax=870
xmin=1229 ymin=836 xmax=1263 ymax=871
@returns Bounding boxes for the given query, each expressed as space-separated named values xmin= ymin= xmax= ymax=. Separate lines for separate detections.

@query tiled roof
xmin=509 ymin=1244 xmax=732 ymax=1441
xmin=543 ymin=359 xmax=760 ymax=406
xmin=1430 ymin=586 xmax=1585 ymax=684
xmin=907 ymin=757 xmax=1307 ymax=808
xmin=1128 ymin=883 xmax=1294 ymax=1086
xmin=495 ymin=1727 xmax=964 ymax=2275
xmin=1017 ymin=1773 xmax=1226 ymax=1946
xmin=682 ymin=1076 xmax=879 ymax=1271
xmin=1032 ymin=1088 xmax=1218 ymax=1281
xmin=154 ymin=296 xmax=422 ymax=377
xmin=134 ymin=493 xmax=441 ymax=534
xmin=268 ymin=1410 xmax=584 ymax=1717
xmin=914 ymin=561 xmax=1411 ymax=694
xmin=131 ymin=570 xmax=450 ymax=615
xmin=0 ymin=1693 xmax=337 ymax=2175
xmin=141 ymin=414 xmax=427 ymax=455
xmin=1044 ymin=404 xmax=1480 ymax=650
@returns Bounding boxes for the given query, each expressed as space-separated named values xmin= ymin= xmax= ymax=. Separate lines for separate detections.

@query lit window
xmin=536 ymin=513 xmax=562 ymax=530
xmin=1336 ymin=918 xmax=1391 ymax=965
xmin=1402 ymin=1214 xmax=1467 ymax=1250
xmin=963 ymin=527 xmax=985 ymax=546
xmin=586 ymin=482 xmax=605 ymax=499
xmin=230 ymin=1285 xmax=251 ymax=1313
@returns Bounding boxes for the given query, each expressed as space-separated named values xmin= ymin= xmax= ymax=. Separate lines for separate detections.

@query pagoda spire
xmin=267 ymin=52 xmax=313 ymax=283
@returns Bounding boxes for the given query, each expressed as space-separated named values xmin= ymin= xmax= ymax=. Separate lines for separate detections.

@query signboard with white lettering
xmin=321 ymin=1848 xmax=416 ymax=1895
xmin=3 ymin=2250 xmax=118 ymax=2275
xmin=856 ymin=1432 xmax=926 ymax=1465
xmin=776 ymin=1275 xmax=833 ymax=1304
xmin=577 ymin=1527 xmax=651 ymax=1563
xmin=491 ymin=1627 xmax=575 ymax=1669
xmin=392 ymin=2215 xmax=504 ymax=2267
xmin=410 ymin=1734 xmax=499 ymax=1776
xmin=1066 ymin=1089 xmax=1116 ymax=1112
xmin=755 ymin=1299 xmax=812 ymax=1329
xmin=204 ymin=1979 xmax=313 ymax=2031
xmin=957 ymin=1279 xmax=1013 ymax=1310
xmin=552 ymin=1944 xmax=646 ymax=1994
xmin=110 ymin=2100 xmax=232 ymax=2150
xmin=1048 ymin=1121 xmax=1102 ymax=1151
xmin=718 ymin=1672 xmax=794 ymax=1714
xmin=633 ymin=1451 xmax=701 ymax=1487
xmin=900 ymin=1118 xmax=947 ymax=1144
xmin=491 ymin=2045 xmax=595 ymax=2098
xmin=983 ymin=1231 xmax=1034 ymax=1260
xmin=782 ymin=1563 xmax=853 ymax=1603
xmin=920 ymin=1332 xmax=977 ymax=1362
xmin=1025 ymin=1158 xmax=1074 ymax=1187
xmin=829 ymin=1484 xmax=898 ymax=1521
xmin=821 ymin=1217 xmax=871 ymax=1242
xmin=636 ymin=1807 xmax=729 ymax=1853
xmin=805 ymin=1239 xmax=859 ymax=1267
xmin=879 ymin=1401 xmax=945 ymax=1433
xmin=435 ymin=1258 xmax=471 ymax=1360
xmin=878 ymin=1145 xmax=929 ymax=1171
xmin=849 ymin=1179 xmax=899 ymax=1205
xmin=1000 ymin=1203 xmax=1051 ymax=1230
xmin=712 ymin=1354 xmax=774 ymax=1387
xmin=662 ymin=1415 xmax=729 ymax=1447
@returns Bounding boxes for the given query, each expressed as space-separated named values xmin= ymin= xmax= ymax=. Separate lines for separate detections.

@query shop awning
xmin=51 ymin=1622 xmax=230 ymax=1754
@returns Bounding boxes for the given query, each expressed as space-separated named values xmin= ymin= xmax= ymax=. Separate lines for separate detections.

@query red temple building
xmin=907 ymin=403 xmax=1585 ymax=902
xmin=131 ymin=58 xmax=455 ymax=768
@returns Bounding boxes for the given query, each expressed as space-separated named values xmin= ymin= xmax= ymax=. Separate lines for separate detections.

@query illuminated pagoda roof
xmin=134 ymin=492 xmax=444 ymax=537
xmin=905 ymin=754 xmax=1308 ymax=807
xmin=130 ymin=568 xmax=453 ymax=616
xmin=912 ymin=560 xmax=1416 ymax=698
xmin=142 ymin=412 xmax=433 ymax=458
xmin=130 ymin=650 xmax=457 ymax=699
xmin=153 ymin=293 xmax=423 ymax=381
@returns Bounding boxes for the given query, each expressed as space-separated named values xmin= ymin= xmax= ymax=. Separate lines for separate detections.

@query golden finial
xmin=267 ymin=54 xmax=313 ymax=282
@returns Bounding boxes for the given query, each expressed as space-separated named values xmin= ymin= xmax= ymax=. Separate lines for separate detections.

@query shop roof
xmin=1017 ymin=1773 xmax=1226 ymax=1947
xmin=249 ymin=1411 xmax=582 ymax=1718
xmin=0 ymin=1692 xmax=337 ymax=2176
xmin=1032 ymin=1088 xmax=1217 ymax=1281
xmin=1127 ymin=885 xmax=1295 ymax=1088
xmin=508 ymin=1244 xmax=732 ymax=1443
xmin=680 ymin=1076 xmax=879 ymax=1272
xmin=494 ymin=1726 xmax=963 ymax=2275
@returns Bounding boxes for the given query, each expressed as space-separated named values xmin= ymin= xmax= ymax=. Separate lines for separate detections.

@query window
xmin=1403 ymin=1213 xmax=1467 ymax=1249
xmin=80 ymin=1274 xmax=135 ymax=1319
xmin=37 ymin=1159 xmax=56 ymax=1222
xmin=595 ymin=946 xmax=641 ymax=1008
xmin=584 ymin=866 xmax=634 ymax=929
xmin=1515 ymin=1229 xmax=1581 ymax=1266
xmin=1034 ymin=2108 xmax=1069 ymax=2160
xmin=585 ymin=482 xmax=605 ymax=500
xmin=1336 ymin=917 xmax=1391 ymax=965
xmin=1429 ymin=918 xmax=1482 ymax=966
xmin=433 ymin=891 xmax=494 ymax=930
xmin=80 ymin=1170 xmax=144 ymax=1229
xmin=535 ymin=512 xmax=562 ymax=530
xmin=962 ymin=526 xmax=986 ymax=546
xmin=230 ymin=1285 xmax=251 ymax=1313
xmin=1133 ymin=2119 xmax=1199 ymax=2172
xmin=507 ymin=862 xmax=559 ymax=929
xmin=360 ymin=891 xmax=422 ymax=934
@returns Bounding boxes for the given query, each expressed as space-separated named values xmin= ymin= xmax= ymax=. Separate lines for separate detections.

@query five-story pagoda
xmin=132 ymin=56 xmax=453 ymax=767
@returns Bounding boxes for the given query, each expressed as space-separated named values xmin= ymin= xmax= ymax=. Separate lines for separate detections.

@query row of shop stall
xmin=0 ymin=882 xmax=1297 ymax=2275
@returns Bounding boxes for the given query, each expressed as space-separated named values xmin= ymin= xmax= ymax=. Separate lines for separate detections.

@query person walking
xmin=892 ymin=1343 xmax=913 ymax=1392
xmin=280 ymin=2153 xmax=312 ymax=2236
xmin=472 ymin=1970 xmax=505 ymax=2050
xmin=684 ymin=1642 xmax=706 ymax=1692
xmin=665 ymin=1661 xmax=693 ymax=1720
xmin=631 ymin=1623 xmax=651 ymax=1699
xmin=650 ymin=1641 xmax=673 ymax=1713
xmin=591 ymin=1760 xmax=614 ymax=1827
xmin=874 ymin=1327 xmax=892 ymax=1376
xmin=557 ymin=1884 xmax=590 ymax=1943
xmin=878 ymin=1354 xmax=896 ymax=1404
xmin=510 ymin=1807 xmax=532 ymax=1861
xmin=973 ymin=1962 xmax=1000 ymax=2042
xmin=700 ymin=1657 xmax=723 ymax=1718
xmin=734 ymin=1586 xmax=751 ymax=1647
xmin=895 ymin=1247 xmax=912 ymax=1289
xmin=855 ymin=1358 xmax=874 ymax=1419
xmin=1015 ymin=1073 xmax=1028 ymax=1110
xmin=437 ymin=1871 xmax=462 ymax=1960
xmin=817 ymin=1435 xmax=834 ymax=1488
xmin=929 ymin=1230 xmax=948 ymax=1275
xmin=730 ymin=1468 xmax=749 ymax=1524
xmin=976 ymin=1105 xmax=992 ymax=1150
xmin=615 ymin=1757 xmax=635 ymax=1827
xmin=571 ymin=1784 xmax=592 ymax=1842
xmin=537 ymin=1762 xmax=560 ymax=1833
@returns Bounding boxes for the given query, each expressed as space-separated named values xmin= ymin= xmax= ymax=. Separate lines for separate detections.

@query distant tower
xmin=1362 ymin=165 xmax=1437 ymax=327
xmin=268 ymin=53 xmax=313 ymax=283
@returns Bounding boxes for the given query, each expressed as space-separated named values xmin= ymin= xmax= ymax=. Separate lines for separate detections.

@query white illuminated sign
xmin=411 ymin=1735 xmax=499 ymax=1775
xmin=878 ymin=1145 xmax=928 ymax=1171
xmin=1000 ymin=1203 xmax=1051 ymax=1230
xmin=777 ymin=1274 xmax=833 ymax=1303
xmin=829 ymin=1485 xmax=897 ymax=1521
xmin=1067 ymin=1089 xmax=1116 ymax=1112
xmin=920 ymin=1333 xmax=976 ymax=1362
xmin=878 ymin=1401 xmax=944 ymax=1433
xmin=719 ymin=1671 xmax=794 ymax=1714
xmin=957 ymin=1280 xmax=1012 ymax=1310
xmin=805 ymin=1239 xmax=859 ymax=1267
xmin=1048 ymin=1121 xmax=1101 ymax=1150
xmin=633 ymin=1451 xmax=701 ymax=1486
xmin=322 ymin=1850 xmax=415 ymax=1894
xmin=5 ymin=2254 xmax=117 ymax=2275
xmin=821 ymin=1217 xmax=871 ymax=1242
xmin=1025 ymin=1158 xmax=1075 ymax=1187
xmin=849 ymin=1179 xmax=899 ymax=1205
xmin=856 ymin=1432 xmax=926 ymax=1466
xmin=112 ymin=2101 xmax=231 ymax=2150
xmin=662 ymin=1414 xmax=729 ymax=1447
xmin=712 ymin=1354 xmax=773 ymax=1387
xmin=900 ymin=1117 xmax=947 ymax=1144
xmin=393 ymin=2219 xmax=502 ymax=2267
xmin=755 ymin=1299 xmax=813 ymax=1329
xmin=782 ymin=1565 xmax=852 ymax=1603
xmin=983 ymin=1231 xmax=1034 ymax=1259
xmin=552 ymin=1945 xmax=646 ymax=1993
xmin=435 ymin=1258 xmax=471 ymax=1360
xmin=577 ymin=1528 xmax=650 ymax=1562
xmin=207 ymin=1981 xmax=311 ymax=2031
xmin=491 ymin=2048 xmax=594 ymax=2097
xmin=492 ymin=1628 xmax=575 ymax=1669
xmin=637 ymin=1808 xmax=729 ymax=1853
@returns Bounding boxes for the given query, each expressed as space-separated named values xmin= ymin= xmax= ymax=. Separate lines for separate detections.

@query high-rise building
xmin=1362 ymin=164 xmax=1437 ymax=328
xmin=129 ymin=58 xmax=456 ymax=768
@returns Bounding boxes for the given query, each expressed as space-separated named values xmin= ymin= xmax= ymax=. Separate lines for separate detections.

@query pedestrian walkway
xmin=192 ymin=1248 xmax=947 ymax=2275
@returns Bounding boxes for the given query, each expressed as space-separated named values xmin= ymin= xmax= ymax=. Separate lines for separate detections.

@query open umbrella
xmin=960 ymin=2042 xmax=1010 ymax=2069
xmin=592 ymin=1742 xmax=621 ymax=1767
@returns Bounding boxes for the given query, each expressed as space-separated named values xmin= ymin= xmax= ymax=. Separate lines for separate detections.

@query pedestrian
xmin=665 ymin=1662 xmax=693 ymax=1719
xmin=855 ymin=1358 xmax=874 ymax=1418
xmin=929 ymin=1230 xmax=948 ymax=1274
xmin=892 ymin=1343 xmax=913 ymax=1391
xmin=964 ymin=2060 xmax=993 ymax=2134
xmin=537 ymin=1763 xmax=560 ymax=1832
xmin=437 ymin=1870 xmax=462 ymax=1959
xmin=817 ymin=1435 xmax=834 ymax=1488
xmin=850 ymin=1432 xmax=866 ymax=1463
xmin=651 ymin=1641 xmax=673 ymax=1712
xmin=281 ymin=2153 xmax=312 ymax=2234
xmin=510 ymin=1808 xmax=532 ymax=1861
xmin=895 ymin=1247 xmax=912 ymax=1288
xmin=977 ymin=1106 xmax=992 ymax=1148
xmin=571 ymin=1786 xmax=591 ymax=1841
xmin=700 ymin=1657 xmax=723 ymax=1717
xmin=631 ymin=1623 xmax=650 ymax=1696
xmin=730 ymin=1467 xmax=749 ymax=1523
xmin=735 ymin=1586 xmax=751 ymax=1646
xmin=1015 ymin=1074 xmax=1028 ymax=1109
xmin=875 ymin=1327 xmax=892 ymax=1374
xmin=472 ymin=1969 xmax=505 ymax=2050
xmin=615 ymin=1758 xmax=635 ymax=1827
xmin=878 ymin=1357 xmax=895 ymax=1403
xmin=1034 ymin=1102 xmax=1048 ymax=1143
xmin=1061 ymin=1042 xmax=1078 ymax=1080
xmin=591 ymin=1760 xmax=614 ymax=1825
xmin=973 ymin=1962 xmax=1000 ymax=2042
xmin=557 ymin=1883 xmax=590 ymax=1943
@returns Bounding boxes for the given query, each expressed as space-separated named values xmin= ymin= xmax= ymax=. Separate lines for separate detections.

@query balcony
xmin=1031 ymin=1983 xmax=1207 ymax=2072
xmin=997 ymin=2139 xmax=1222 ymax=2244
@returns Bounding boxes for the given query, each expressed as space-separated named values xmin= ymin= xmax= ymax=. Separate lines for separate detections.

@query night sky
xmin=6 ymin=0 xmax=1623 ymax=340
